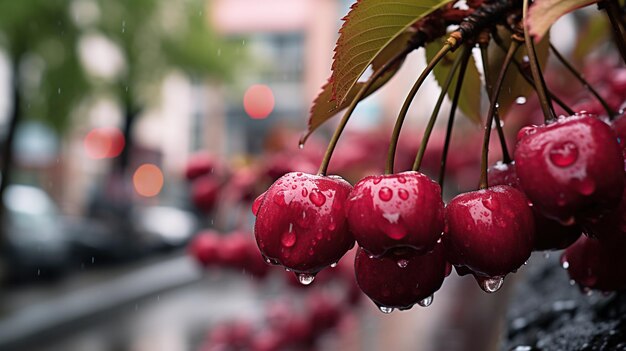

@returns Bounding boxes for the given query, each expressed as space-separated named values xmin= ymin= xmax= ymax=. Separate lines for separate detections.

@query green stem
xmin=491 ymin=32 xmax=575 ymax=115
xmin=412 ymin=46 xmax=466 ymax=172
xmin=439 ymin=46 xmax=472 ymax=187
xmin=603 ymin=0 xmax=626 ymax=65
xmin=318 ymin=46 xmax=413 ymax=175
xmin=549 ymin=43 xmax=615 ymax=117
xmin=479 ymin=40 xmax=520 ymax=189
xmin=386 ymin=41 xmax=455 ymax=174
xmin=523 ymin=0 xmax=557 ymax=122
xmin=479 ymin=44 xmax=511 ymax=164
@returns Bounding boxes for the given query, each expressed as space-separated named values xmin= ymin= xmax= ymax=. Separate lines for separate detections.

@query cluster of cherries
xmin=252 ymin=112 xmax=626 ymax=313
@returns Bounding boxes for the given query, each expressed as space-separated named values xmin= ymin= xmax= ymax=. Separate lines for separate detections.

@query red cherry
xmin=444 ymin=185 xmax=535 ymax=290
xmin=185 ymin=153 xmax=222 ymax=180
xmin=188 ymin=231 xmax=221 ymax=266
xmin=583 ymin=186 xmax=626 ymax=244
xmin=514 ymin=115 xmax=624 ymax=224
xmin=611 ymin=112 xmax=626 ymax=161
xmin=191 ymin=176 xmax=221 ymax=212
xmin=487 ymin=162 xmax=581 ymax=251
xmin=346 ymin=171 xmax=444 ymax=256
xmin=254 ymin=172 xmax=354 ymax=282
xmin=354 ymin=244 xmax=447 ymax=312
xmin=561 ymin=235 xmax=626 ymax=292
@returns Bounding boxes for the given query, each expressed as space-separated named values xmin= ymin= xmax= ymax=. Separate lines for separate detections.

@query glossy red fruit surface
xmin=611 ymin=112 xmax=626 ymax=162
xmin=444 ymin=185 xmax=535 ymax=278
xmin=346 ymin=171 xmax=444 ymax=257
xmin=514 ymin=114 xmax=624 ymax=224
xmin=254 ymin=172 xmax=354 ymax=276
xmin=191 ymin=177 xmax=221 ymax=212
xmin=584 ymin=186 xmax=626 ymax=244
xmin=561 ymin=235 xmax=626 ymax=292
xmin=488 ymin=162 xmax=581 ymax=251
xmin=354 ymin=244 xmax=447 ymax=311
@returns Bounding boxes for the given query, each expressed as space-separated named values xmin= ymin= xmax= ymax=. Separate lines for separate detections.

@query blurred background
xmin=0 ymin=0 xmax=615 ymax=350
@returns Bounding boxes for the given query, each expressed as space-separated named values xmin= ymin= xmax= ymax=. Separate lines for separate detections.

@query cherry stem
xmin=412 ymin=46 xmax=467 ymax=172
xmin=439 ymin=45 xmax=472 ymax=187
xmin=523 ymin=0 xmax=557 ymax=123
xmin=491 ymin=33 xmax=575 ymax=115
xmin=318 ymin=46 xmax=414 ymax=176
xmin=479 ymin=39 xmax=520 ymax=190
xmin=479 ymin=44 xmax=511 ymax=164
xmin=549 ymin=43 xmax=615 ymax=117
xmin=602 ymin=0 xmax=626 ymax=65
xmin=386 ymin=36 xmax=459 ymax=174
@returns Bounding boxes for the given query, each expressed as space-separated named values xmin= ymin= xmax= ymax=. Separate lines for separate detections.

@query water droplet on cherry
xmin=378 ymin=305 xmax=394 ymax=314
xmin=418 ymin=295 xmax=433 ymax=307
xmin=379 ymin=187 xmax=393 ymax=201
xmin=309 ymin=189 xmax=327 ymax=206
xmin=396 ymin=259 xmax=409 ymax=268
xmin=549 ymin=141 xmax=578 ymax=167
xmin=478 ymin=276 xmax=504 ymax=293
xmin=297 ymin=273 xmax=315 ymax=285
xmin=398 ymin=189 xmax=409 ymax=200
xmin=330 ymin=262 xmax=337 ymax=268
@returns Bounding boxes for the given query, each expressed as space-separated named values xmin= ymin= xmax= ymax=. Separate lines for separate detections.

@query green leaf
xmin=527 ymin=0 xmax=598 ymax=41
xmin=425 ymin=39 xmax=482 ymax=123
xmin=330 ymin=0 xmax=455 ymax=107
xmin=487 ymin=27 xmax=550 ymax=119
xmin=305 ymin=31 xmax=413 ymax=139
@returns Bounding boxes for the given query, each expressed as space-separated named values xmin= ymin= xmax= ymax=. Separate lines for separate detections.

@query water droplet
xmin=549 ymin=141 xmax=578 ymax=167
xmin=397 ymin=176 xmax=406 ymax=183
xmin=330 ymin=262 xmax=337 ymax=268
xmin=558 ymin=216 xmax=576 ymax=226
xmin=301 ymin=188 xmax=308 ymax=197
xmin=515 ymin=96 xmax=527 ymax=105
xmin=373 ymin=178 xmax=382 ymax=185
xmin=298 ymin=142 xmax=304 ymax=149
xmin=561 ymin=260 xmax=570 ymax=269
xmin=291 ymin=184 xmax=297 ymax=190
xmin=297 ymin=273 xmax=315 ymax=285
xmin=378 ymin=305 xmax=394 ymax=314
xmin=543 ymin=251 xmax=551 ymax=259
xmin=517 ymin=126 xmax=537 ymax=141
xmin=378 ymin=187 xmax=393 ymax=201
xmin=396 ymin=259 xmax=409 ymax=268
xmin=398 ymin=189 xmax=409 ymax=200
xmin=418 ymin=295 xmax=433 ymax=307
xmin=273 ymin=191 xmax=287 ymax=206
xmin=296 ymin=172 xmax=303 ymax=176
xmin=309 ymin=189 xmax=327 ymax=206
xmin=478 ymin=276 xmax=504 ymax=293
xmin=327 ymin=222 xmax=336 ymax=231
xmin=281 ymin=226 xmax=296 ymax=247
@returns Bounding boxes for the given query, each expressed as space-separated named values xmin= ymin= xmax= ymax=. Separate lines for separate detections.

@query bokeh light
xmin=84 ymin=127 xmax=125 ymax=159
xmin=133 ymin=164 xmax=164 ymax=197
xmin=243 ymin=84 xmax=274 ymax=119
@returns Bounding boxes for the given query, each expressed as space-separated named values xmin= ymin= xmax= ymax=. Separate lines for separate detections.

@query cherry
xmin=189 ymin=230 xmax=222 ymax=266
xmin=354 ymin=244 xmax=447 ymax=312
xmin=583 ymin=186 xmax=626 ymax=244
xmin=514 ymin=114 xmax=624 ymax=224
xmin=185 ymin=152 xmax=222 ymax=180
xmin=611 ymin=111 xmax=626 ymax=160
xmin=191 ymin=176 xmax=221 ymax=212
xmin=561 ymin=235 xmax=626 ymax=292
xmin=221 ymin=232 xmax=270 ymax=278
xmin=254 ymin=172 xmax=354 ymax=282
xmin=444 ymin=185 xmax=535 ymax=289
xmin=346 ymin=171 xmax=444 ymax=257
xmin=487 ymin=162 xmax=582 ymax=251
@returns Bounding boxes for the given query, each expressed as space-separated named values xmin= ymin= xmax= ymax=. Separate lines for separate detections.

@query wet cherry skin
xmin=561 ymin=235 xmax=626 ymax=292
xmin=514 ymin=114 xmax=624 ymax=224
xmin=254 ymin=172 xmax=354 ymax=276
xmin=444 ymin=185 xmax=535 ymax=278
xmin=354 ymin=244 xmax=447 ymax=311
xmin=488 ymin=162 xmax=582 ymax=251
xmin=346 ymin=171 xmax=444 ymax=257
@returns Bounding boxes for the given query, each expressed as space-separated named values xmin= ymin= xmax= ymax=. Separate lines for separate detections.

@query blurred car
xmin=1 ymin=184 xmax=72 ymax=281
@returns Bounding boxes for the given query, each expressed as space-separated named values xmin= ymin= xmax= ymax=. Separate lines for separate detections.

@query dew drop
xmin=396 ymin=259 xmax=409 ymax=268
xmin=549 ymin=141 xmax=578 ymax=167
xmin=378 ymin=187 xmax=393 ymax=201
xmin=574 ymin=178 xmax=596 ymax=196
xmin=298 ymin=142 xmax=304 ymax=149
xmin=301 ymin=188 xmax=308 ymax=197
xmin=515 ymin=96 xmax=527 ymax=105
xmin=543 ymin=251 xmax=551 ymax=259
xmin=397 ymin=176 xmax=406 ymax=183
xmin=378 ymin=305 xmax=394 ymax=314
xmin=309 ymin=189 xmax=327 ymax=206
xmin=330 ymin=262 xmax=338 ymax=268
xmin=561 ymin=260 xmax=570 ymax=269
xmin=327 ymin=222 xmax=336 ymax=231
xmin=273 ymin=191 xmax=287 ymax=206
xmin=291 ymin=184 xmax=297 ymax=190
xmin=398 ymin=189 xmax=409 ymax=200
xmin=373 ymin=178 xmax=382 ymax=185
xmin=297 ymin=273 xmax=315 ymax=285
xmin=478 ymin=276 xmax=504 ymax=293
xmin=418 ymin=295 xmax=433 ymax=307
xmin=281 ymin=227 xmax=296 ymax=248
